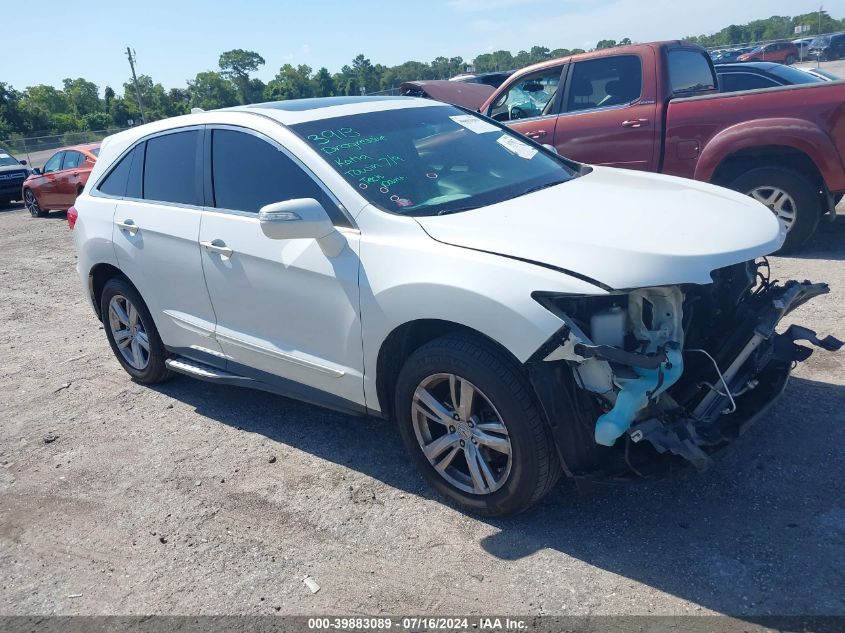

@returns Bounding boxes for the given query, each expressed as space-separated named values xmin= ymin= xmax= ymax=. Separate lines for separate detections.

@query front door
xmin=552 ymin=53 xmax=658 ymax=170
xmin=487 ymin=65 xmax=567 ymax=145
xmin=38 ymin=151 xmax=65 ymax=207
xmin=198 ymin=126 xmax=365 ymax=409
xmin=109 ymin=128 xmax=224 ymax=360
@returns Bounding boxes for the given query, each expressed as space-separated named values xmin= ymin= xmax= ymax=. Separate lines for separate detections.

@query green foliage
xmin=684 ymin=11 xmax=845 ymax=47
xmin=2 ymin=10 xmax=842 ymax=141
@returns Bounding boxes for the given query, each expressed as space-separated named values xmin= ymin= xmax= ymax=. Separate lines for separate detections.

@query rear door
xmin=110 ymin=128 xmax=225 ymax=362
xmin=552 ymin=53 xmax=658 ymax=170
xmin=56 ymin=150 xmax=85 ymax=208
xmin=486 ymin=64 xmax=567 ymax=144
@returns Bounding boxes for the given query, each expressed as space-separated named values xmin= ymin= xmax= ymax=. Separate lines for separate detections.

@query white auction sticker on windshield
xmin=0 ymin=153 xmax=10 ymax=159
xmin=450 ymin=115 xmax=499 ymax=134
xmin=496 ymin=134 xmax=537 ymax=159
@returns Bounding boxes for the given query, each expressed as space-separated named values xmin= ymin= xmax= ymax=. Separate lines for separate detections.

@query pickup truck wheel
xmin=729 ymin=167 xmax=820 ymax=252
xmin=395 ymin=333 xmax=562 ymax=517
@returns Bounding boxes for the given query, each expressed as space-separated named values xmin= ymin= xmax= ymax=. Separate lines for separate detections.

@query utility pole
xmin=818 ymin=5 xmax=823 ymax=68
xmin=126 ymin=47 xmax=147 ymax=124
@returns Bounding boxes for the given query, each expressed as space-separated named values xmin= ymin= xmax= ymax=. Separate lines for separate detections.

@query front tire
xmin=100 ymin=277 xmax=173 ymax=384
xmin=785 ymin=54 xmax=796 ymax=65
xmin=728 ymin=167 xmax=821 ymax=252
xmin=395 ymin=333 xmax=562 ymax=516
xmin=24 ymin=189 xmax=48 ymax=217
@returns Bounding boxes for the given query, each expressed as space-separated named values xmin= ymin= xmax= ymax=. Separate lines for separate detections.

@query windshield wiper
xmin=436 ymin=205 xmax=482 ymax=216
xmin=516 ymin=180 xmax=565 ymax=198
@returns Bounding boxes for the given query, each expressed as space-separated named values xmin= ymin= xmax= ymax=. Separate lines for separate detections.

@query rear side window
xmin=98 ymin=143 xmax=145 ymax=198
xmin=566 ymin=55 xmax=642 ymax=112
xmin=668 ymin=50 xmax=716 ymax=94
xmin=719 ymin=73 xmax=780 ymax=92
xmin=143 ymin=130 xmax=200 ymax=205
xmin=210 ymin=129 xmax=338 ymax=219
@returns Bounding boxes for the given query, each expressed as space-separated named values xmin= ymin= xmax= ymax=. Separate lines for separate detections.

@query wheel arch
xmin=375 ymin=319 xmax=526 ymax=420
xmin=88 ymin=263 xmax=133 ymax=321
xmin=709 ymin=144 xmax=825 ymax=195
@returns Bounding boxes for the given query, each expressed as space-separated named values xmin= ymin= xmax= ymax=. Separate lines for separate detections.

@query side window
xmin=62 ymin=151 xmax=83 ymax=170
xmin=566 ymin=55 xmax=642 ymax=112
xmin=488 ymin=66 xmax=564 ymax=122
xmin=98 ymin=143 xmax=145 ymax=198
xmin=719 ymin=73 xmax=780 ymax=92
xmin=143 ymin=130 xmax=200 ymax=205
xmin=668 ymin=50 xmax=717 ymax=95
xmin=210 ymin=129 xmax=339 ymax=220
xmin=43 ymin=152 xmax=64 ymax=174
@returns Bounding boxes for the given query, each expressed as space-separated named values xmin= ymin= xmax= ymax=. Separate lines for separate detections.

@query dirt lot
xmin=0 ymin=201 xmax=843 ymax=618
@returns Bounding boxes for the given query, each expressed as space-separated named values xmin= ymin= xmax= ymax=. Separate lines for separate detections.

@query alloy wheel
xmin=411 ymin=373 xmax=513 ymax=495
xmin=748 ymin=186 xmax=797 ymax=232
xmin=24 ymin=190 xmax=41 ymax=217
xmin=108 ymin=294 xmax=150 ymax=370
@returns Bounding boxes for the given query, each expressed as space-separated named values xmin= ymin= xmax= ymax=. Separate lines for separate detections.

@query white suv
xmin=72 ymin=97 xmax=840 ymax=515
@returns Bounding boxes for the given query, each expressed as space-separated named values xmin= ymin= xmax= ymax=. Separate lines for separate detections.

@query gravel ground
xmin=0 ymin=201 xmax=843 ymax=617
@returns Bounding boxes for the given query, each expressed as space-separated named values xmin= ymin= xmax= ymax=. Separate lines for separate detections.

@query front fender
xmin=694 ymin=117 xmax=845 ymax=189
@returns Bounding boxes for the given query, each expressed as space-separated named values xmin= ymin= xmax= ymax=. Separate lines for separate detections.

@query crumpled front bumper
xmin=526 ymin=280 xmax=842 ymax=479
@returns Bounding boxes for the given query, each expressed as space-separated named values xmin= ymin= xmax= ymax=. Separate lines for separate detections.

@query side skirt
xmin=164 ymin=348 xmax=369 ymax=418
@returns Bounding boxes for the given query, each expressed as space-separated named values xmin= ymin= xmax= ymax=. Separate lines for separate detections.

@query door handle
xmin=526 ymin=130 xmax=547 ymax=139
xmin=116 ymin=219 xmax=139 ymax=235
xmin=201 ymin=240 xmax=233 ymax=257
xmin=621 ymin=119 xmax=650 ymax=128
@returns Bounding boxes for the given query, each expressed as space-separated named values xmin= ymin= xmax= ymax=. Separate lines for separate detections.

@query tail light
xmin=67 ymin=205 xmax=78 ymax=230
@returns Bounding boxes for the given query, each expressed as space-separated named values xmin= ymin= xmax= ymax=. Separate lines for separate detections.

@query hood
xmin=401 ymin=80 xmax=494 ymax=110
xmin=414 ymin=166 xmax=783 ymax=290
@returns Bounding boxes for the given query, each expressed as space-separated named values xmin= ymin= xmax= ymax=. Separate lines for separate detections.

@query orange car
xmin=23 ymin=143 xmax=100 ymax=217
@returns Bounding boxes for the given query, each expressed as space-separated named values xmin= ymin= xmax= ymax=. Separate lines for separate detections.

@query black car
xmin=716 ymin=62 xmax=824 ymax=92
xmin=449 ymin=71 xmax=514 ymax=88
xmin=0 ymin=148 xmax=29 ymax=206
xmin=808 ymin=33 xmax=845 ymax=61
xmin=710 ymin=47 xmax=752 ymax=64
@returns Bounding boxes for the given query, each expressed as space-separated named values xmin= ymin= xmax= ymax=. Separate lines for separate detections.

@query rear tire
xmin=785 ymin=54 xmax=796 ymax=65
xmin=394 ymin=333 xmax=562 ymax=516
xmin=24 ymin=189 xmax=48 ymax=217
xmin=100 ymin=277 xmax=173 ymax=384
xmin=728 ymin=167 xmax=821 ymax=252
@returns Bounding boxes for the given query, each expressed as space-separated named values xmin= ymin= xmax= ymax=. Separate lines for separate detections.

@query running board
xmin=165 ymin=357 xmax=255 ymax=388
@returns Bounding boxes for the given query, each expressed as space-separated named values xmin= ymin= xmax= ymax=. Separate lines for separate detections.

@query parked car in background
xmin=710 ymin=47 xmax=752 ymax=64
xmin=71 ymin=97 xmax=840 ymax=515
xmin=0 ymin=147 xmax=29 ymax=206
xmin=807 ymin=32 xmax=845 ymax=60
xmin=23 ymin=143 xmax=100 ymax=217
xmin=400 ymin=80 xmax=494 ymax=109
xmin=467 ymin=41 xmax=845 ymax=251
xmin=737 ymin=41 xmax=799 ymax=64
xmin=792 ymin=37 xmax=814 ymax=60
xmin=716 ymin=61 xmax=824 ymax=92
xmin=449 ymin=71 xmax=514 ymax=88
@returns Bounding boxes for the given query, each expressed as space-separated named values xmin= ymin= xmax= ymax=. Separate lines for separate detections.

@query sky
xmin=1 ymin=0 xmax=835 ymax=92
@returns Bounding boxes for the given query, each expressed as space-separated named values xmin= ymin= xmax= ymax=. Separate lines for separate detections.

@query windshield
xmin=290 ymin=104 xmax=577 ymax=216
xmin=0 ymin=150 xmax=20 ymax=167
xmin=811 ymin=36 xmax=830 ymax=47
xmin=768 ymin=65 xmax=824 ymax=84
xmin=749 ymin=46 xmax=763 ymax=54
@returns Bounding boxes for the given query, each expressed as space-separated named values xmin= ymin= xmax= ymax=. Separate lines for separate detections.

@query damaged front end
xmin=528 ymin=260 xmax=842 ymax=478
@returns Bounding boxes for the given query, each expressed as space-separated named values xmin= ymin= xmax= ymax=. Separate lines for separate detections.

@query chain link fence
xmin=0 ymin=128 xmax=129 ymax=168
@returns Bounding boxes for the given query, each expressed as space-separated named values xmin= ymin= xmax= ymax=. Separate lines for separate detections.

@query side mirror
xmin=258 ymin=198 xmax=335 ymax=240
xmin=32 ymin=167 xmax=42 ymax=175
xmin=19 ymin=159 xmax=27 ymax=165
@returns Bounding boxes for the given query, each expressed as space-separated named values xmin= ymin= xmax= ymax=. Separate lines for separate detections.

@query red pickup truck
xmin=474 ymin=41 xmax=845 ymax=250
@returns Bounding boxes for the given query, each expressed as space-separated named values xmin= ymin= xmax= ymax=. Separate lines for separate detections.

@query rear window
xmin=767 ymin=65 xmax=824 ymax=85
xmin=143 ymin=131 xmax=200 ymax=205
xmin=668 ymin=50 xmax=717 ymax=94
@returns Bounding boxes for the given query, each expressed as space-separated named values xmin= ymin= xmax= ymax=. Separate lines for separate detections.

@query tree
xmin=187 ymin=71 xmax=239 ymax=110
xmin=313 ymin=67 xmax=335 ymax=97
xmin=265 ymin=64 xmax=314 ymax=101
xmin=596 ymin=39 xmax=617 ymax=50
xmin=62 ymin=78 xmax=100 ymax=117
xmin=218 ymin=49 xmax=265 ymax=104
